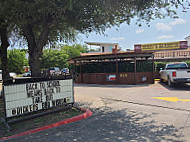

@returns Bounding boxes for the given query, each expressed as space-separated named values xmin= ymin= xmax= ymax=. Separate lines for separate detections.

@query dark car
xmin=61 ymin=68 xmax=69 ymax=75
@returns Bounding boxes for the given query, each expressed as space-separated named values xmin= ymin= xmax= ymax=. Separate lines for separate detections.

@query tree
xmin=40 ymin=44 xmax=87 ymax=69
xmin=0 ymin=3 xmax=11 ymax=80
xmin=1 ymin=0 xmax=190 ymax=77
xmin=62 ymin=44 xmax=88 ymax=59
xmin=0 ymin=20 xmax=10 ymax=80
xmin=40 ymin=49 xmax=69 ymax=69
xmin=8 ymin=49 xmax=28 ymax=73
xmin=0 ymin=1 xmax=22 ymax=80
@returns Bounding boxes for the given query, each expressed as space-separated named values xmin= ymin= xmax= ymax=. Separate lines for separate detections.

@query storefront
xmin=70 ymin=51 xmax=155 ymax=85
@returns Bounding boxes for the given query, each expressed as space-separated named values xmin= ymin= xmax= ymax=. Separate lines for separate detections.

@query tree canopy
xmin=8 ymin=49 xmax=28 ymax=73
xmin=40 ymin=44 xmax=87 ymax=69
xmin=0 ymin=0 xmax=189 ymax=77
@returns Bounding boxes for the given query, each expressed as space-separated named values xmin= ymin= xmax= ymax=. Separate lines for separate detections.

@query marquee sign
xmin=3 ymin=79 xmax=74 ymax=118
xmin=134 ymin=41 xmax=188 ymax=52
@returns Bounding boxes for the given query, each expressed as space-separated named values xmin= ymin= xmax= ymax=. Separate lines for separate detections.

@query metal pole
xmin=73 ymin=60 xmax=76 ymax=82
xmin=116 ymin=53 xmax=119 ymax=83
xmin=80 ymin=60 xmax=82 ymax=83
xmin=152 ymin=55 xmax=155 ymax=84
xmin=134 ymin=57 xmax=137 ymax=85
xmin=2 ymin=85 xmax=7 ymax=119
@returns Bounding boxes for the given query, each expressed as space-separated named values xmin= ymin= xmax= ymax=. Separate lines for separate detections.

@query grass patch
xmin=0 ymin=98 xmax=84 ymax=138
xmin=16 ymin=74 xmax=23 ymax=77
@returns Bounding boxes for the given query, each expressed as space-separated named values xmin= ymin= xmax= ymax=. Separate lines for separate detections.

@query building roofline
xmin=69 ymin=51 xmax=154 ymax=62
xmin=135 ymin=40 xmax=187 ymax=45
xmin=85 ymin=41 xmax=119 ymax=46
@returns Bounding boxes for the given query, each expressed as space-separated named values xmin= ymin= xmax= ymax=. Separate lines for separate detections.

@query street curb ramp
xmin=0 ymin=108 xmax=92 ymax=141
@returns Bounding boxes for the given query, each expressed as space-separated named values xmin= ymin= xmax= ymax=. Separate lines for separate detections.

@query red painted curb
xmin=0 ymin=108 xmax=92 ymax=141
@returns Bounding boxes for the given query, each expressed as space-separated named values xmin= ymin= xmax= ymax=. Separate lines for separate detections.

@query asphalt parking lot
xmin=2 ymin=81 xmax=190 ymax=142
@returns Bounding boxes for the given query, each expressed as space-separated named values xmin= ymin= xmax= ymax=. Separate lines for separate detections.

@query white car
xmin=0 ymin=70 xmax=17 ymax=81
xmin=10 ymin=72 xmax=17 ymax=78
xmin=160 ymin=62 xmax=190 ymax=87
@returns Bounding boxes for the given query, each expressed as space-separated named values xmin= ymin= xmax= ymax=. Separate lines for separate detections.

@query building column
xmin=80 ymin=60 xmax=83 ymax=83
xmin=134 ymin=57 xmax=137 ymax=85
xmin=116 ymin=54 xmax=119 ymax=84
xmin=73 ymin=60 xmax=76 ymax=82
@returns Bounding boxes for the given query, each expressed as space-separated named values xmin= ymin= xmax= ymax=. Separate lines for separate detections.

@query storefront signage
xmin=120 ymin=73 xmax=127 ymax=78
xmin=4 ymin=79 xmax=74 ymax=118
xmin=134 ymin=41 xmax=188 ymax=52
xmin=106 ymin=75 xmax=116 ymax=81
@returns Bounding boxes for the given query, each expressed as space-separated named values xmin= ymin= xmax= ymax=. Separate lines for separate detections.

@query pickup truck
xmin=159 ymin=62 xmax=190 ymax=87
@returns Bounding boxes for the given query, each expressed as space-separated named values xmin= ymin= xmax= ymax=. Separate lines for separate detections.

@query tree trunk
xmin=29 ymin=47 xmax=41 ymax=77
xmin=22 ymin=22 xmax=50 ymax=77
xmin=0 ymin=25 xmax=10 ymax=80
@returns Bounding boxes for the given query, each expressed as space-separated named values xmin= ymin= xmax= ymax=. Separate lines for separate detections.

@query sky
xmin=77 ymin=7 xmax=190 ymax=51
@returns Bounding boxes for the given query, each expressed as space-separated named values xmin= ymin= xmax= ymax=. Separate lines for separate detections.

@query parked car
xmin=48 ymin=67 xmax=61 ymax=76
xmin=10 ymin=72 xmax=17 ymax=78
xmin=61 ymin=68 xmax=69 ymax=75
xmin=23 ymin=71 xmax=31 ymax=77
xmin=159 ymin=62 xmax=190 ymax=87
xmin=0 ymin=70 xmax=17 ymax=80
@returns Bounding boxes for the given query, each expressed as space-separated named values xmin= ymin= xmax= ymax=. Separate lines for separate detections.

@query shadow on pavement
xmin=74 ymin=83 xmax=150 ymax=88
xmin=159 ymin=82 xmax=190 ymax=91
xmin=9 ymin=104 xmax=184 ymax=142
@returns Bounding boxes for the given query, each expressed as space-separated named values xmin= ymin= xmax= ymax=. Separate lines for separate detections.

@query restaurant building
xmin=70 ymin=49 xmax=155 ymax=85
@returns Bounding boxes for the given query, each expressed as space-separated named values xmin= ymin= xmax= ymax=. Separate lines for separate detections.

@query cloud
xmin=109 ymin=37 xmax=125 ymax=41
xmin=136 ymin=29 xmax=144 ymax=34
xmin=170 ymin=18 xmax=187 ymax=26
xmin=155 ymin=19 xmax=187 ymax=31
xmin=157 ymin=35 xmax=174 ymax=39
xmin=155 ymin=23 xmax=172 ymax=31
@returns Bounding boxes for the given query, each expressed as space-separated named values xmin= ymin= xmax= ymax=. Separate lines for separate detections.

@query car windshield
xmin=55 ymin=68 xmax=59 ymax=71
xmin=166 ymin=63 xmax=187 ymax=69
xmin=62 ymin=68 xmax=67 ymax=71
xmin=49 ymin=67 xmax=60 ymax=71
xmin=49 ymin=67 xmax=55 ymax=70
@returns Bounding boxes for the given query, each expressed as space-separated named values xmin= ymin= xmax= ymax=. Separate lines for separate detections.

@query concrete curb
xmin=0 ymin=108 xmax=92 ymax=141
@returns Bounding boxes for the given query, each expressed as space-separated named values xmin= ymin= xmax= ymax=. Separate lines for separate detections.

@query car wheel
xmin=160 ymin=78 xmax=164 ymax=83
xmin=168 ymin=77 xmax=174 ymax=87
